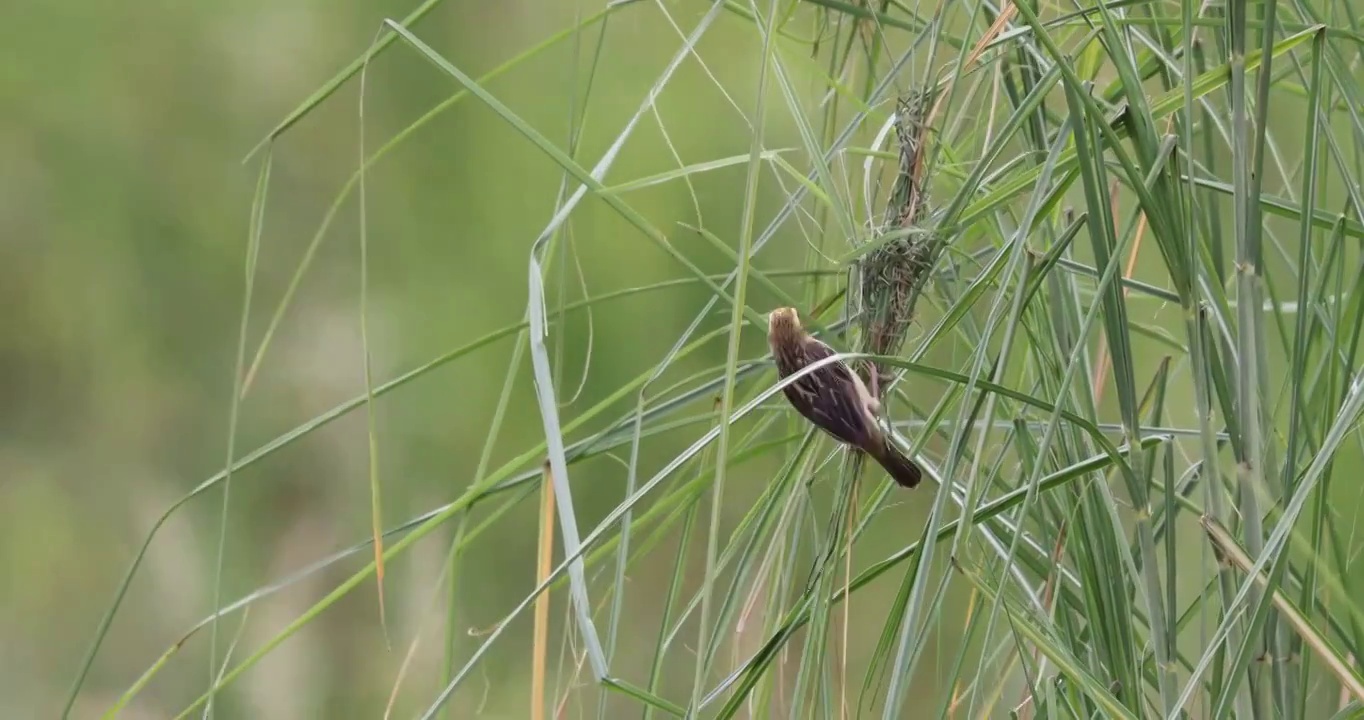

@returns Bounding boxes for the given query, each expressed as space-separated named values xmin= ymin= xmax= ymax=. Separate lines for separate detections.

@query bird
xmin=767 ymin=306 xmax=923 ymax=488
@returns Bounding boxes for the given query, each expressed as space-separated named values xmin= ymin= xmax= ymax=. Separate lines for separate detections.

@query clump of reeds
xmin=853 ymin=87 xmax=939 ymax=398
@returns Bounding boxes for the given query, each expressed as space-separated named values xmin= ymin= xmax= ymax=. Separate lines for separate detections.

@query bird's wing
xmin=791 ymin=337 xmax=874 ymax=447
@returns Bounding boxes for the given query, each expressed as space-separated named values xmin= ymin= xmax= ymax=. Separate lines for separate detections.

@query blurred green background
xmin=1 ymin=1 xmax=877 ymax=716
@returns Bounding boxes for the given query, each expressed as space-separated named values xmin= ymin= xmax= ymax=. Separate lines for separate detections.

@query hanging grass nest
xmin=854 ymin=88 xmax=940 ymax=397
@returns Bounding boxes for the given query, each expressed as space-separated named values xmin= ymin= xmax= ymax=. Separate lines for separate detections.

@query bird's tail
xmin=869 ymin=437 xmax=923 ymax=488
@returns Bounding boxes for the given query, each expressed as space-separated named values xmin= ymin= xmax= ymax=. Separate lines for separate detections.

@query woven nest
xmin=858 ymin=232 xmax=934 ymax=358
xmin=852 ymin=89 xmax=940 ymax=394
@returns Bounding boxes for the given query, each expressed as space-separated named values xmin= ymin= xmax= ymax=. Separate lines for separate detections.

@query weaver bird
xmin=767 ymin=307 xmax=922 ymax=488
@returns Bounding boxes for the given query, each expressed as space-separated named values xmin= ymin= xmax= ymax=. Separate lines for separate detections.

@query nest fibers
xmin=853 ymin=89 xmax=939 ymax=396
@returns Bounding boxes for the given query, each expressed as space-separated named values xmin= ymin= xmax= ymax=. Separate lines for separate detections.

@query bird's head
xmin=768 ymin=306 xmax=800 ymax=329
xmin=767 ymin=307 xmax=804 ymax=343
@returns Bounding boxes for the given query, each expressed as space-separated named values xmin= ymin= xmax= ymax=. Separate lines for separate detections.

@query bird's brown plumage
xmin=767 ymin=307 xmax=922 ymax=488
